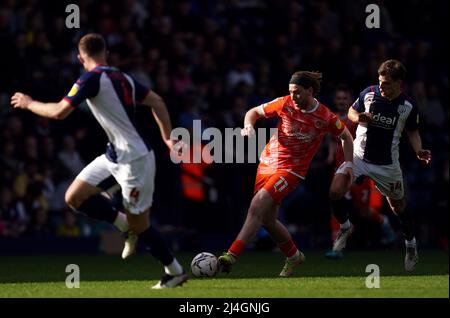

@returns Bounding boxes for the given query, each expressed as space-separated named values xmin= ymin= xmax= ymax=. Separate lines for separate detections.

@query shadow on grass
xmin=0 ymin=250 xmax=448 ymax=283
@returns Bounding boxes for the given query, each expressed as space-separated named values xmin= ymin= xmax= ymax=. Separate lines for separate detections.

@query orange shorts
xmin=254 ymin=169 xmax=302 ymax=204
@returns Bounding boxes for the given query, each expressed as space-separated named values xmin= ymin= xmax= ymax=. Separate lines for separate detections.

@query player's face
xmin=334 ymin=90 xmax=351 ymax=113
xmin=289 ymin=84 xmax=311 ymax=109
xmin=379 ymin=75 xmax=401 ymax=99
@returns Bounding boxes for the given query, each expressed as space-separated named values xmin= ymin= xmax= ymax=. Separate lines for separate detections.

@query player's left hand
xmin=416 ymin=149 xmax=432 ymax=165
xmin=166 ymin=139 xmax=188 ymax=157
xmin=11 ymin=92 xmax=33 ymax=109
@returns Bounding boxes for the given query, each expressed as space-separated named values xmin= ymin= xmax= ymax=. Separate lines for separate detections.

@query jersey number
xmin=273 ymin=176 xmax=289 ymax=192
xmin=389 ymin=181 xmax=402 ymax=193
xmin=130 ymin=188 xmax=140 ymax=201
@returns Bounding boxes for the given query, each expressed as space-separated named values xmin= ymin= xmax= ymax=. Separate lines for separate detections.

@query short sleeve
xmin=64 ymin=71 xmax=101 ymax=107
xmin=328 ymin=112 xmax=346 ymax=137
xmin=261 ymin=96 xmax=288 ymax=118
xmin=405 ymin=101 xmax=419 ymax=131
xmin=351 ymin=86 xmax=373 ymax=112
xmin=130 ymin=77 xmax=151 ymax=103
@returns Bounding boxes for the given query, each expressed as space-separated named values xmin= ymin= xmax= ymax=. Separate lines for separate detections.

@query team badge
xmin=335 ymin=119 xmax=342 ymax=129
xmin=314 ymin=120 xmax=324 ymax=129
xmin=397 ymin=104 xmax=408 ymax=115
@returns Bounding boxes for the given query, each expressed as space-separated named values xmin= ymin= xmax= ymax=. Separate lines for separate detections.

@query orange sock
xmin=228 ymin=240 xmax=246 ymax=257
xmin=278 ymin=238 xmax=298 ymax=258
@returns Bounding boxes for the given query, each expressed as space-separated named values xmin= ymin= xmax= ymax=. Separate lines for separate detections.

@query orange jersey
xmin=259 ymin=96 xmax=346 ymax=178
xmin=334 ymin=115 xmax=358 ymax=167
xmin=350 ymin=178 xmax=383 ymax=211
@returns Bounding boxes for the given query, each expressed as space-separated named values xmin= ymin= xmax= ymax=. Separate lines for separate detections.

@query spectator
xmin=57 ymin=135 xmax=85 ymax=177
xmin=0 ymin=187 xmax=28 ymax=238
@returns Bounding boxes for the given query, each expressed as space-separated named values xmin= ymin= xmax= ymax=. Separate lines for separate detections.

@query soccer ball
xmin=190 ymin=252 xmax=219 ymax=277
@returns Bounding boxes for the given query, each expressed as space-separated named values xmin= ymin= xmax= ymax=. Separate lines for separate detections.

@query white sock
xmin=165 ymin=258 xmax=184 ymax=276
xmin=405 ymin=237 xmax=416 ymax=248
xmin=288 ymin=250 xmax=300 ymax=261
xmin=340 ymin=220 xmax=351 ymax=230
xmin=113 ymin=212 xmax=129 ymax=232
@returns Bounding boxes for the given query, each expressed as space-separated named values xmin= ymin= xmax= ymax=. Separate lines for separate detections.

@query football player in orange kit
xmin=218 ymin=71 xmax=354 ymax=277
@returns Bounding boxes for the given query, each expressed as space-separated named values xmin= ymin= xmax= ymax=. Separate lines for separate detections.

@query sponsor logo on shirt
xmin=371 ymin=113 xmax=397 ymax=129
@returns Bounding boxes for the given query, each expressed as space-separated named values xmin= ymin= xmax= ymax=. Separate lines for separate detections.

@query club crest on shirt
xmin=397 ymin=104 xmax=408 ymax=115
xmin=315 ymin=120 xmax=324 ymax=129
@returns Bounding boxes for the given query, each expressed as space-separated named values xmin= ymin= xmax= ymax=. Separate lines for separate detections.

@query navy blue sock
xmin=139 ymin=226 xmax=174 ymax=266
xmin=398 ymin=210 xmax=414 ymax=241
xmin=76 ymin=195 xmax=118 ymax=224
xmin=330 ymin=198 xmax=350 ymax=224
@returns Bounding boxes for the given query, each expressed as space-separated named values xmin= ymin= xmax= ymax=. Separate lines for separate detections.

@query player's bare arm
xmin=241 ymin=106 xmax=265 ymax=137
xmin=348 ymin=107 xmax=373 ymax=124
xmin=338 ymin=127 xmax=354 ymax=181
xmin=143 ymin=90 xmax=185 ymax=153
xmin=407 ymin=129 xmax=432 ymax=164
xmin=11 ymin=92 xmax=73 ymax=120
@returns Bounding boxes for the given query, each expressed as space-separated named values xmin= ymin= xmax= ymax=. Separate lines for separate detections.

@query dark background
xmin=0 ymin=0 xmax=448 ymax=253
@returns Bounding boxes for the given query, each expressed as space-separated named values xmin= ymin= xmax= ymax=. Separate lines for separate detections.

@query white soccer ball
xmin=190 ymin=252 xmax=219 ymax=278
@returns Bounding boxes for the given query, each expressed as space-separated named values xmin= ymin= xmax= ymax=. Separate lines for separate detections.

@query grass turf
xmin=0 ymin=250 xmax=448 ymax=298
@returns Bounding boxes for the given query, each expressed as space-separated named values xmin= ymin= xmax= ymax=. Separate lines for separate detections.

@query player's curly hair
xmin=290 ymin=71 xmax=323 ymax=96
xmin=78 ymin=33 xmax=106 ymax=57
xmin=378 ymin=59 xmax=406 ymax=81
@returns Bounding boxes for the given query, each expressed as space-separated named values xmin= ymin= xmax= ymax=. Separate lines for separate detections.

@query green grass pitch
xmin=0 ymin=250 xmax=447 ymax=298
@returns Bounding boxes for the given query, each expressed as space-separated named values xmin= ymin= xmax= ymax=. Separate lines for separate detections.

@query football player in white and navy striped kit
xmin=328 ymin=60 xmax=432 ymax=271
xmin=11 ymin=33 xmax=188 ymax=288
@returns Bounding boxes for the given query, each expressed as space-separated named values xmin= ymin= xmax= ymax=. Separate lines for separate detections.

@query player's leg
xmin=370 ymin=165 xmax=418 ymax=271
xmin=114 ymin=151 xmax=187 ymax=288
xmin=125 ymin=209 xmax=187 ymax=288
xmin=386 ymin=196 xmax=418 ymax=271
xmin=364 ymin=180 xmax=395 ymax=245
xmin=218 ymin=188 xmax=275 ymax=273
xmin=325 ymin=216 xmax=344 ymax=259
xmin=219 ymin=171 xmax=302 ymax=275
xmin=65 ymin=155 xmax=132 ymax=236
xmin=262 ymin=210 xmax=305 ymax=277
xmin=329 ymin=160 xmax=363 ymax=252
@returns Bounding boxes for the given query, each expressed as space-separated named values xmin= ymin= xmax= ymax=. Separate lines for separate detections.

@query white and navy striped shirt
xmin=352 ymin=85 xmax=419 ymax=165
xmin=64 ymin=65 xmax=151 ymax=163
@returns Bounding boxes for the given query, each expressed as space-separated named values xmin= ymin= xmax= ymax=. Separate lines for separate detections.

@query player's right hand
xmin=11 ymin=92 xmax=33 ymax=109
xmin=416 ymin=149 xmax=432 ymax=165
xmin=241 ymin=124 xmax=255 ymax=137
xmin=358 ymin=112 xmax=373 ymax=123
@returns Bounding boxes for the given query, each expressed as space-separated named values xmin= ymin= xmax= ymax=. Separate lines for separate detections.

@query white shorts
xmin=336 ymin=156 xmax=404 ymax=200
xmin=76 ymin=151 xmax=156 ymax=214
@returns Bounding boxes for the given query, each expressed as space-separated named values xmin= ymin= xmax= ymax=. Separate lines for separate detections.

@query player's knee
xmin=391 ymin=203 xmax=405 ymax=215
xmin=65 ymin=190 xmax=82 ymax=210
xmin=248 ymin=201 xmax=266 ymax=223
xmin=262 ymin=216 xmax=276 ymax=228
xmin=389 ymin=198 xmax=406 ymax=215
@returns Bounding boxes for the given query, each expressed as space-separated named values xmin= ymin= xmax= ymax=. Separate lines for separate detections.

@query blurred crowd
xmin=0 ymin=0 xmax=448 ymax=249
